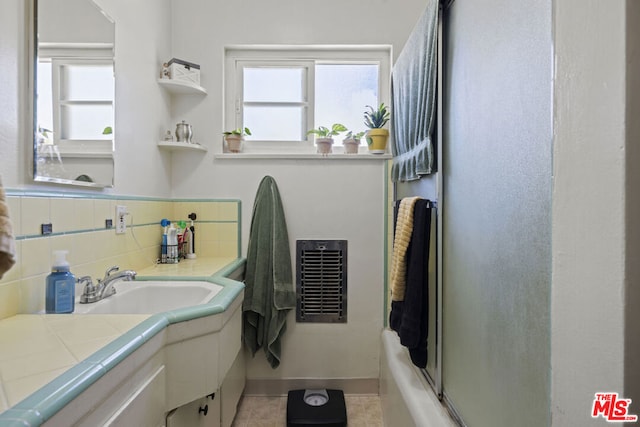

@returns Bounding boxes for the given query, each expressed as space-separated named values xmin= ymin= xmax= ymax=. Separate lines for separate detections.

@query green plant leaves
xmin=364 ymin=103 xmax=390 ymax=129
xmin=223 ymin=127 xmax=252 ymax=136
xmin=307 ymin=124 xmax=347 ymax=137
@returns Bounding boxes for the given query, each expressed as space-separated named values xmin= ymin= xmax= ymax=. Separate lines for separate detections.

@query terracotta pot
xmin=316 ymin=137 xmax=334 ymax=155
xmin=343 ymin=138 xmax=361 ymax=154
xmin=225 ymin=135 xmax=243 ymax=153
xmin=365 ymin=129 xmax=389 ymax=154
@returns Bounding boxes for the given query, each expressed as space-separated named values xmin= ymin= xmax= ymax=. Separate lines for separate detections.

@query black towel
xmin=389 ymin=199 xmax=431 ymax=368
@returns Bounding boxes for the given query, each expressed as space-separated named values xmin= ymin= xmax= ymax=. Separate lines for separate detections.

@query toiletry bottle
xmin=168 ymin=223 xmax=178 ymax=263
xmin=45 ymin=250 xmax=75 ymax=314
xmin=160 ymin=219 xmax=170 ymax=263
xmin=177 ymin=220 xmax=187 ymax=258
xmin=184 ymin=225 xmax=194 ymax=259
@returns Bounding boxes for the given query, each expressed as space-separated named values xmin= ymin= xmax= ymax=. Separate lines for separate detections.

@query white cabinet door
xmin=104 ymin=366 xmax=166 ymax=427
xmin=166 ymin=393 xmax=220 ymax=427
xmin=221 ymin=350 xmax=245 ymax=427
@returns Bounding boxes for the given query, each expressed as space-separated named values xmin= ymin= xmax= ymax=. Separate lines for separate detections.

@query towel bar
xmin=393 ymin=199 xmax=437 ymax=210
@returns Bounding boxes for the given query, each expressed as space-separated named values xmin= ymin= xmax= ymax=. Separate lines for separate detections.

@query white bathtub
xmin=379 ymin=329 xmax=456 ymax=427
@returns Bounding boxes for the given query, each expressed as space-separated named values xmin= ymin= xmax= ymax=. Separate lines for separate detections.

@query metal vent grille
xmin=296 ymin=240 xmax=347 ymax=323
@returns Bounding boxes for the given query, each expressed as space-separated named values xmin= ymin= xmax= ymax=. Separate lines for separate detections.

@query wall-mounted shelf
xmin=158 ymin=141 xmax=208 ymax=153
xmin=157 ymin=79 xmax=207 ymax=95
xmin=57 ymin=152 xmax=114 ymax=159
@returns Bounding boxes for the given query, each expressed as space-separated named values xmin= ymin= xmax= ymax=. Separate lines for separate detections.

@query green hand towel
xmin=243 ymin=176 xmax=296 ymax=369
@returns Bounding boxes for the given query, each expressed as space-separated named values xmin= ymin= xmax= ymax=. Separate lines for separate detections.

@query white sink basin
xmin=74 ymin=280 xmax=224 ymax=314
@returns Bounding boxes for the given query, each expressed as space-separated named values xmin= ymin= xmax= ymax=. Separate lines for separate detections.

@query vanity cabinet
xmin=166 ymin=349 xmax=245 ymax=427
xmin=166 ymin=393 xmax=220 ymax=427
xmin=44 ymin=332 xmax=168 ymax=427
xmin=105 ymin=366 xmax=166 ymax=426
xmin=40 ymin=289 xmax=245 ymax=427
xmin=220 ymin=349 xmax=245 ymax=427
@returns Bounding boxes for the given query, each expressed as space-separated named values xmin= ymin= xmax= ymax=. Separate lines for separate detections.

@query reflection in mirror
xmin=33 ymin=0 xmax=115 ymax=188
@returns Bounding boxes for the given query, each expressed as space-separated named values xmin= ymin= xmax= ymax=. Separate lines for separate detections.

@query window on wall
xmin=241 ymin=63 xmax=310 ymax=141
xmin=224 ymin=46 xmax=391 ymax=153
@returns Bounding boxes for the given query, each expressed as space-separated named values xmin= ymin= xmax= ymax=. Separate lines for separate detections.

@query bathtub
xmin=379 ymin=329 xmax=456 ymax=427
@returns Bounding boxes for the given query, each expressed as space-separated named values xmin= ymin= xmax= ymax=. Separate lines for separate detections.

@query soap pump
xmin=45 ymin=250 xmax=76 ymax=314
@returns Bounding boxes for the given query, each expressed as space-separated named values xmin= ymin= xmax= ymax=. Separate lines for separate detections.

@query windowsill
xmin=214 ymin=152 xmax=392 ymax=160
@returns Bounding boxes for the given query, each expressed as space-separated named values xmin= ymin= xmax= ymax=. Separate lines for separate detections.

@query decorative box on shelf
xmin=167 ymin=58 xmax=200 ymax=85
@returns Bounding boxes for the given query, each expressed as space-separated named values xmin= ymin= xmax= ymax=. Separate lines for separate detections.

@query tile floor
xmin=231 ymin=394 xmax=384 ymax=427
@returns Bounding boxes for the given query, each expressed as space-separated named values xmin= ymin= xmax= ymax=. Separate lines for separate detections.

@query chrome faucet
xmin=98 ymin=266 xmax=137 ymax=299
xmin=78 ymin=266 xmax=136 ymax=304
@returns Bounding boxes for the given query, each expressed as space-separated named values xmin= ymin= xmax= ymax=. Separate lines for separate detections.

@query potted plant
xmin=342 ymin=130 xmax=365 ymax=154
xmin=364 ymin=103 xmax=390 ymax=154
xmin=307 ymin=123 xmax=347 ymax=154
xmin=223 ymin=127 xmax=251 ymax=153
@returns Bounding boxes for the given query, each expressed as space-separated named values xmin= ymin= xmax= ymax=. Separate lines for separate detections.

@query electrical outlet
xmin=115 ymin=205 xmax=127 ymax=234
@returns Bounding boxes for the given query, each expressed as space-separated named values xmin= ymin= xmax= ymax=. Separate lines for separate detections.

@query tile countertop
xmin=0 ymin=257 xmax=243 ymax=422
xmin=136 ymin=256 xmax=237 ymax=278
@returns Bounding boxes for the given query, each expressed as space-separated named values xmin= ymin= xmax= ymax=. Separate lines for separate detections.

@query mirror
xmin=33 ymin=0 xmax=115 ymax=188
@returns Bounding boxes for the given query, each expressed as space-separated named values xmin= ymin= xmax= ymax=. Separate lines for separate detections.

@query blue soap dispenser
xmin=45 ymin=250 xmax=75 ymax=314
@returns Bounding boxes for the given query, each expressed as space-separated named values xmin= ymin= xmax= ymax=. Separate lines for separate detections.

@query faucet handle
xmin=103 ymin=265 xmax=119 ymax=280
xmin=78 ymin=276 xmax=97 ymax=303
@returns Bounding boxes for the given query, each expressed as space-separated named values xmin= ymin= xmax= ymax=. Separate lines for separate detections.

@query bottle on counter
xmin=168 ymin=223 xmax=178 ymax=263
xmin=45 ymin=250 xmax=75 ymax=314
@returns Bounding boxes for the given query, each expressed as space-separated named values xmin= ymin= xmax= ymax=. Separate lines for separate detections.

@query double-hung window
xmin=224 ymin=46 xmax=391 ymax=153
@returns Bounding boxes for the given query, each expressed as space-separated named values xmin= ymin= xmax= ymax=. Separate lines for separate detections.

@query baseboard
xmin=244 ymin=378 xmax=379 ymax=396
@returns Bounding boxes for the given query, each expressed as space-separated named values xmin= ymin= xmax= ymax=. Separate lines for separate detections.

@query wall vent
xmin=296 ymin=240 xmax=347 ymax=323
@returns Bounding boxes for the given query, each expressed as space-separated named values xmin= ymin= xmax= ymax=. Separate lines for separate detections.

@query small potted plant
xmin=364 ymin=103 xmax=390 ymax=154
xmin=342 ymin=130 xmax=365 ymax=154
xmin=307 ymin=123 xmax=347 ymax=154
xmin=223 ymin=127 xmax=251 ymax=153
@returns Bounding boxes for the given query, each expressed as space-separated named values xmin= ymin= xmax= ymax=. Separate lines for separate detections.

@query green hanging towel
xmin=243 ymin=176 xmax=296 ymax=369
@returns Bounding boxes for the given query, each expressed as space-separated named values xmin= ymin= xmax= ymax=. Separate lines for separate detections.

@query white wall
xmin=0 ymin=0 xmax=28 ymax=188
xmin=39 ymin=0 xmax=114 ymax=45
xmin=167 ymin=0 xmax=428 ymax=384
xmin=95 ymin=0 xmax=174 ymax=197
xmin=552 ymin=0 xmax=633 ymax=425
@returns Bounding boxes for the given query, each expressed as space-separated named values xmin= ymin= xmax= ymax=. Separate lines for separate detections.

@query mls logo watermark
xmin=592 ymin=393 xmax=638 ymax=422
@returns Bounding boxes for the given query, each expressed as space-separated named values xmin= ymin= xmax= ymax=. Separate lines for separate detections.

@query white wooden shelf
xmin=157 ymin=78 xmax=207 ymax=95
xmin=158 ymin=141 xmax=208 ymax=153
xmin=58 ymin=152 xmax=114 ymax=159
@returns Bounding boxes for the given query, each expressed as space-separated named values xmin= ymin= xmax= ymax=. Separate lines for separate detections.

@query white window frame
xmin=224 ymin=45 xmax=392 ymax=154
xmin=52 ymin=58 xmax=114 ymax=141
xmin=38 ymin=45 xmax=114 ymax=155
xmin=236 ymin=59 xmax=314 ymax=143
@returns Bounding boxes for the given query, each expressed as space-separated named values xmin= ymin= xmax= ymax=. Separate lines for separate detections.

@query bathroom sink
xmin=74 ymin=280 xmax=223 ymax=314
